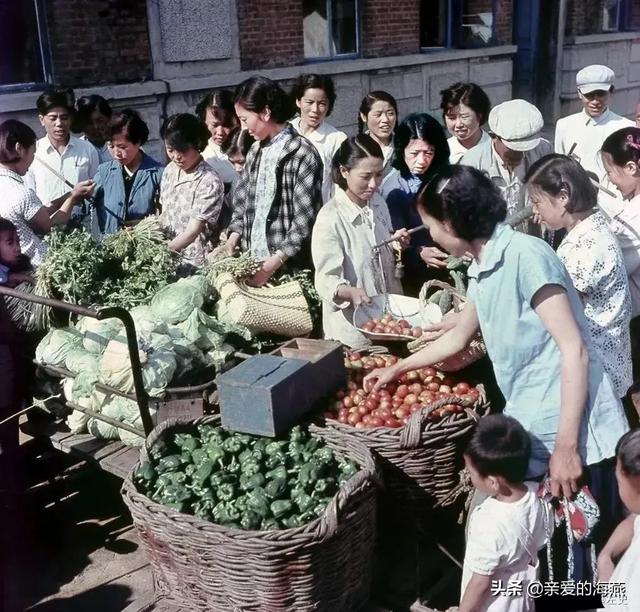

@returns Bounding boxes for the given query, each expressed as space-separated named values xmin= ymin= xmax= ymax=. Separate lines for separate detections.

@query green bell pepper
xmin=239 ymin=472 xmax=266 ymax=492
xmin=223 ymin=436 xmax=244 ymax=454
xmin=156 ymin=454 xmax=184 ymax=474
xmin=247 ymin=487 xmax=271 ymax=518
xmin=133 ymin=461 xmax=156 ymax=488
xmin=173 ymin=432 xmax=199 ymax=453
xmin=240 ymin=510 xmax=262 ymax=530
xmin=270 ymin=499 xmax=293 ymax=519
xmin=217 ymin=482 xmax=236 ymax=502
xmin=314 ymin=477 xmax=337 ymax=496
xmin=261 ymin=517 xmax=281 ymax=530
xmin=281 ymin=515 xmax=302 ymax=529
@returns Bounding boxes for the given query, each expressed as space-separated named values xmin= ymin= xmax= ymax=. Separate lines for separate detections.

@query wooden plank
xmin=100 ymin=446 xmax=141 ymax=479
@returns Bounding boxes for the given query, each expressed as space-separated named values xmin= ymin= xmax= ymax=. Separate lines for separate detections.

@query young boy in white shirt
xmin=24 ymin=88 xmax=99 ymax=220
xmin=457 ymin=415 xmax=549 ymax=612
xmin=598 ymin=429 xmax=640 ymax=611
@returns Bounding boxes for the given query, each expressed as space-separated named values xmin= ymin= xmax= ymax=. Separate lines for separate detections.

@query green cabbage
xmin=77 ymin=316 xmax=123 ymax=354
xmin=150 ymin=277 xmax=205 ymax=324
xmin=64 ymin=349 xmax=99 ymax=376
xmin=36 ymin=327 xmax=83 ymax=366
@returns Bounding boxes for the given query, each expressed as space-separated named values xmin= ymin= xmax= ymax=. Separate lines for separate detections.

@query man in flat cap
xmin=460 ymin=99 xmax=551 ymax=235
xmin=555 ymin=64 xmax=632 ymax=180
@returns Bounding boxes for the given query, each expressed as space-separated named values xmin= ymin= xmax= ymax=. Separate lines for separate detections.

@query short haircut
xmin=524 ymin=154 xmax=597 ymax=213
xmin=601 ymin=126 xmax=640 ymax=167
xmin=109 ymin=109 xmax=150 ymax=146
xmin=616 ymin=429 xmax=640 ymax=477
xmin=160 ymin=113 xmax=210 ymax=153
xmin=0 ymin=119 xmax=37 ymax=164
xmin=417 ymin=165 xmax=507 ymax=241
xmin=440 ymin=82 xmax=492 ymax=126
xmin=195 ymin=89 xmax=238 ymax=128
xmin=465 ymin=414 xmax=531 ymax=483
xmin=36 ymin=87 xmax=75 ymax=115
xmin=0 ymin=217 xmax=18 ymax=235
xmin=220 ymin=127 xmax=255 ymax=158
xmin=392 ymin=112 xmax=450 ymax=177
xmin=74 ymin=94 xmax=112 ymax=130
xmin=358 ymin=91 xmax=398 ymax=133
xmin=234 ymin=76 xmax=294 ymax=124
xmin=291 ymin=73 xmax=337 ymax=115
xmin=331 ymin=134 xmax=383 ymax=190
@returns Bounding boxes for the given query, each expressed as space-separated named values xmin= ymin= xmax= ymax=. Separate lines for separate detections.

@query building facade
xmin=0 ymin=0 xmax=639 ymax=160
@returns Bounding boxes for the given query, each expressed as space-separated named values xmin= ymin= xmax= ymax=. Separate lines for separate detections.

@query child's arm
xmin=459 ymin=572 xmax=493 ymax=612
xmin=598 ymin=514 xmax=637 ymax=582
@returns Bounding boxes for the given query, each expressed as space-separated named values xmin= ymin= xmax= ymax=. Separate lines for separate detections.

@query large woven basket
xmin=214 ymin=271 xmax=313 ymax=337
xmin=412 ymin=280 xmax=487 ymax=372
xmin=314 ymin=393 xmax=488 ymax=512
xmin=122 ymin=415 xmax=380 ymax=612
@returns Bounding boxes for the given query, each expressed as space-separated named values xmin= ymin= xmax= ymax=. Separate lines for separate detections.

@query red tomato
xmin=385 ymin=418 xmax=402 ymax=428
xmin=361 ymin=414 xmax=372 ymax=425
xmin=380 ymin=399 xmax=392 ymax=411
xmin=395 ymin=385 xmax=409 ymax=399
xmin=338 ymin=408 xmax=349 ymax=419
xmin=454 ymin=382 xmax=470 ymax=394
xmin=379 ymin=389 xmax=391 ymax=400
xmin=411 ymin=327 xmax=423 ymax=338
xmin=439 ymin=385 xmax=452 ymax=394
xmin=347 ymin=413 xmax=361 ymax=426
xmin=374 ymin=357 xmax=386 ymax=368
xmin=357 ymin=404 xmax=369 ymax=416
xmin=395 ymin=407 xmax=409 ymax=419
xmin=364 ymin=399 xmax=378 ymax=411
xmin=426 ymin=382 xmax=440 ymax=392
xmin=409 ymin=382 xmax=423 ymax=395
xmin=338 ymin=413 xmax=348 ymax=424
xmin=386 ymin=356 xmax=399 ymax=365
xmin=405 ymin=370 xmax=420 ymax=382
xmin=369 ymin=417 xmax=384 ymax=427
xmin=343 ymin=396 xmax=354 ymax=408
xmin=422 ymin=367 xmax=437 ymax=378
xmin=378 ymin=407 xmax=392 ymax=420
xmin=347 ymin=381 xmax=358 ymax=391
xmin=355 ymin=421 xmax=366 ymax=428
xmin=391 ymin=396 xmax=404 ymax=409
xmin=418 ymin=391 xmax=434 ymax=404
xmin=403 ymin=393 xmax=418 ymax=405
xmin=356 ymin=388 xmax=367 ymax=397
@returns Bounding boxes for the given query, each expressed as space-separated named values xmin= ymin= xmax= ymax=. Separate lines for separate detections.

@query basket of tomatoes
xmin=313 ymin=351 xmax=489 ymax=509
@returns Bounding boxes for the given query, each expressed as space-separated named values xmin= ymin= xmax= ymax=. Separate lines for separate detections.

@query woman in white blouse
xmin=525 ymin=153 xmax=632 ymax=400
xmin=290 ymin=74 xmax=347 ymax=203
xmin=440 ymin=82 xmax=491 ymax=164
xmin=311 ymin=134 xmax=409 ymax=348
xmin=357 ymin=91 xmax=398 ymax=177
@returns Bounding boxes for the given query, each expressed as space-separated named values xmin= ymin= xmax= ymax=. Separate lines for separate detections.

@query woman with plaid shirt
xmin=226 ymin=77 xmax=323 ymax=287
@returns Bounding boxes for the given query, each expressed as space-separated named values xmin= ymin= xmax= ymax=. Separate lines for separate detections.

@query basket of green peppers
xmin=122 ymin=415 xmax=380 ymax=612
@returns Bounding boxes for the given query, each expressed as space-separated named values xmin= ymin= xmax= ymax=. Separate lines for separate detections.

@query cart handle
xmin=0 ymin=286 xmax=154 ymax=436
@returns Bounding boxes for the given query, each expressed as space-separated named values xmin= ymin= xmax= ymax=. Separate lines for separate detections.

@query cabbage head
xmin=65 ymin=349 xmax=99 ymax=376
xmin=77 ymin=316 xmax=123 ymax=354
xmin=150 ymin=277 xmax=205 ymax=324
xmin=36 ymin=327 xmax=83 ymax=366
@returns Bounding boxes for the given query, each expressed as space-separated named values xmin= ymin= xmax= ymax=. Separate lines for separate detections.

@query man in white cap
xmin=555 ymin=64 xmax=632 ymax=179
xmin=461 ymin=99 xmax=551 ymax=234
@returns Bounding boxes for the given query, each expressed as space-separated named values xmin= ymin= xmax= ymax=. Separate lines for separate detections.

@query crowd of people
xmin=1 ymin=62 xmax=640 ymax=610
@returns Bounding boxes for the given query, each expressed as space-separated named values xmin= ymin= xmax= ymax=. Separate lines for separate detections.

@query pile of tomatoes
xmin=327 ymin=352 xmax=482 ymax=428
xmin=359 ymin=313 xmax=423 ymax=338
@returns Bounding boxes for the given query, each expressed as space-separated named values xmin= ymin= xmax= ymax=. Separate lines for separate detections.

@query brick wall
xmin=564 ymin=0 xmax=637 ymax=35
xmin=237 ymin=0 xmax=304 ymax=70
xmin=494 ymin=0 xmax=513 ymax=45
xmin=45 ymin=0 xmax=151 ymax=87
xmin=361 ymin=0 xmax=420 ymax=57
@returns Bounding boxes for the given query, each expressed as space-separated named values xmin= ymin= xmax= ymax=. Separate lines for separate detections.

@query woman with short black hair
xmin=365 ymin=163 xmax=629 ymax=586
xmin=380 ymin=112 xmax=450 ymax=295
xmin=311 ymin=134 xmax=408 ymax=347
xmin=90 ymin=109 xmax=163 ymax=236
xmin=440 ymin=82 xmax=491 ymax=164
xmin=358 ymin=91 xmax=398 ymax=176
xmin=525 ymin=153 xmax=632 ymax=400
xmin=75 ymin=94 xmax=113 ymax=163
xmin=159 ymin=113 xmax=224 ymax=270
xmin=226 ymin=76 xmax=323 ymax=286
xmin=290 ymin=74 xmax=346 ymax=202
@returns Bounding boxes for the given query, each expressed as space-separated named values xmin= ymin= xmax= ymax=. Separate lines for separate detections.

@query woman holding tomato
xmin=311 ymin=134 xmax=409 ymax=349
xmin=364 ymin=164 xmax=628 ymax=583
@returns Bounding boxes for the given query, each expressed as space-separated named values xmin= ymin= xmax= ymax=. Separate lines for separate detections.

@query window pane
xmin=459 ymin=0 xmax=495 ymax=47
xmin=603 ymin=0 xmax=621 ymax=31
xmin=331 ymin=0 xmax=357 ymax=55
xmin=304 ymin=0 xmax=330 ymax=58
xmin=421 ymin=0 xmax=448 ymax=47
xmin=0 ymin=0 xmax=44 ymax=85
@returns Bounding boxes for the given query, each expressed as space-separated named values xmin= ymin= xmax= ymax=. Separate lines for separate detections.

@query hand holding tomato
xmin=363 ymin=365 xmax=400 ymax=392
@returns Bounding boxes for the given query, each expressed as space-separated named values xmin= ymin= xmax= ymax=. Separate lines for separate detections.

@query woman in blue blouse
xmin=380 ymin=113 xmax=450 ymax=295
xmin=91 ymin=109 xmax=163 ymax=236
xmin=366 ymin=165 xmax=629 ymax=585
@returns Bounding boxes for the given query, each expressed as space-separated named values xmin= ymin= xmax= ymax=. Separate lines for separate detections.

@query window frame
xmin=0 ymin=0 xmax=53 ymax=93
xmin=420 ymin=0 xmax=498 ymax=52
xmin=602 ymin=0 xmax=633 ymax=32
xmin=303 ymin=0 xmax=361 ymax=63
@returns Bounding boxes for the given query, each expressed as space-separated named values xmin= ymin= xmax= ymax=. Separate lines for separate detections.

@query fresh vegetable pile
xmin=324 ymin=351 xmax=482 ymax=428
xmin=133 ymin=424 xmax=359 ymax=530
xmin=30 ymin=219 xmax=177 ymax=329
xmin=359 ymin=313 xmax=423 ymax=338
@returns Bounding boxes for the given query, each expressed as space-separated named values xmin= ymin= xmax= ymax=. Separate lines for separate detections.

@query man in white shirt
xmin=461 ymin=99 xmax=552 ymax=236
xmin=555 ymin=64 xmax=633 ymax=179
xmin=24 ymin=88 xmax=99 ymax=219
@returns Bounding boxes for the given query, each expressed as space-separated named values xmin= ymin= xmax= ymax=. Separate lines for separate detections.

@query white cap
xmin=576 ymin=65 xmax=615 ymax=94
xmin=488 ymin=99 xmax=544 ymax=152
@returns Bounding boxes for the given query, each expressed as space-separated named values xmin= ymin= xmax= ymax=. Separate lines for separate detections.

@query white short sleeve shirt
xmin=603 ymin=516 xmax=640 ymax=611
xmin=556 ymin=211 xmax=633 ymax=397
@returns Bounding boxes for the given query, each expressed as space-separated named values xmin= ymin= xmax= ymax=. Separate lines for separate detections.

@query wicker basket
xmin=122 ymin=415 xmax=380 ymax=612
xmin=411 ymin=280 xmax=487 ymax=372
xmin=314 ymin=392 xmax=488 ymax=512
xmin=214 ymin=272 xmax=313 ymax=337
